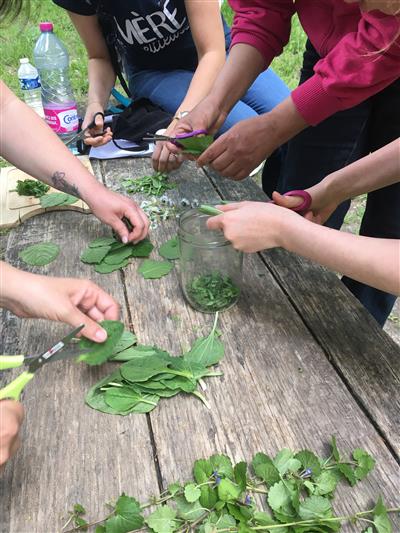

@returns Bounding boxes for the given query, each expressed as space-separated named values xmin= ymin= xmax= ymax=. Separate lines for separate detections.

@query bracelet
xmin=173 ymin=110 xmax=190 ymax=121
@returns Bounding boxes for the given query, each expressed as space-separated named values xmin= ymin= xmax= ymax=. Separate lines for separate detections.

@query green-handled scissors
xmin=0 ymin=324 xmax=87 ymax=401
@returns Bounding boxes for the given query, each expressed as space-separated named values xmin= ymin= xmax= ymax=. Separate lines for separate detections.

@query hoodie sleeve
xmin=292 ymin=11 xmax=400 ymax=125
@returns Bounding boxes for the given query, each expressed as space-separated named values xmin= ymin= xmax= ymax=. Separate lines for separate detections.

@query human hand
xmin=82 ymin=103 xmax=113 ymax=147
xmin=207 ymin=201 xmax=299 ymax=252
xmin=152 ymin=123 xmax=184 ymax=173
xmin=86 ymin=186 xmax=150 ymax=244
xmin=197 ymin=115 xmax=271 ymax=181
xmin=0 ymin=400 xmax=24 ymax=468
xmin=2 ymin=266 xmax=120 ymax=342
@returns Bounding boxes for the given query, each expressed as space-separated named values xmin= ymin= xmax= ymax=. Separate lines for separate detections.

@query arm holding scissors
xmin=0 ymin=262 xmax=120 ymax=342
xmin=0 ymin=81 xmax=149 ymax=244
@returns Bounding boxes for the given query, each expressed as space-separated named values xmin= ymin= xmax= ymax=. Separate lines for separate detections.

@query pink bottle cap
xmin=39 ymin=22 xmax=53 ymax=32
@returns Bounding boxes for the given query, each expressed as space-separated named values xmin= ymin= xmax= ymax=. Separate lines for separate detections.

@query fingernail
xmin=95 ymin=328 xmax=107 ymax=341
xmin=122 ymin=236 xmax=128 ymax=244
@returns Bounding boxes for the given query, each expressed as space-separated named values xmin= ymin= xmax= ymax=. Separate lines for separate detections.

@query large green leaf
xmin=138 ymin=259 xmax=174 ymax=279
xmin=159 ymin=237 xmax=180 ymax=260
xmin=95 ymin=259 xmax=129 ymax=274
xmin=298 ymin=496 xmax=333 ymax=521
xmin=89 ymin=236 xmax=117 ymax=248
xmin=130 ymin=239 xmax=154 ymax=258
xmin=104 ymin=386 xmax=158 ymax=412
xmin=252 ymin=452 xmax=280 ymax=487
xmin=295 ymin=450 xmax=321 ymax=477
xmin=145 ymin=506 xmax=177 ymax=533
xmin=120 ymin=355 xmax=170 ymax=382
xmin=18 ymin=242 xmax=60 ymax=266
xmin=184 ymin=314 xmax=224 ymax=367
xmin=353 ymin=448 xmax=375 ymax=481
xmin=273 ymin=449 xmax=302 ymax=475
xmin=80 ymin=245 xmax=111 ymax=264
xmin=217 ymin=479 xmax=242 ymax=502
xmin=40 ymin=192 xmax=78 ymax=207
xmin=104 ymin=246 xmax=134 ymax=265
xmin=78 ymin=320 xmax=124 ymax=365
xmin=178 ymin=135 xmax=214 ymax=155
xmin=373 ymin=496 xmax=392 ymax=533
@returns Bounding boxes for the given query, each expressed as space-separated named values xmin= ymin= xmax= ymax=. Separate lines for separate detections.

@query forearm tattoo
xmin=51 ymin=171 xmax=80 ymax=198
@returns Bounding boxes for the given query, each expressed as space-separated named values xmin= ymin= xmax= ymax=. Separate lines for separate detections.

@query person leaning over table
xmin=0 ymin=261 xmax=122 ymax=468
xmin=171 ymin=0 xmax=400 ymax=327
xmin=207 ymin=139 xmax=400 ymax=298
xmin=51 ymin=0 xmax=290 ymax=173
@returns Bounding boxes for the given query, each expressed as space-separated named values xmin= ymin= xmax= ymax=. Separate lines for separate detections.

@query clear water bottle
xmin=17 ymin=58 xmax=45 ymax=118
xmin=33 ymin=22 xmax=78 ymax=144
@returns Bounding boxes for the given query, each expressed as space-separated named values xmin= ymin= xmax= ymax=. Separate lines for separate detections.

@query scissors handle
xmin=281 ymin=190 xmax=312 ymax=214
xmin=0 ymin=371 xmax=34 ymax=401
xmin=0 ymin=355 xmax=24 ymax=371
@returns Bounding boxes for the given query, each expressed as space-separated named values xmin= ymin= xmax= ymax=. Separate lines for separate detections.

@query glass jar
xmin=178 ymin=208 xmax=243 ymax=313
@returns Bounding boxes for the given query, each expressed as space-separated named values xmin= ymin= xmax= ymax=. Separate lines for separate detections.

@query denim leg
xmin=128 ymin=69 xmax=195 ymax=115
xmin=240 ymin=67 xmax=290 ymax=114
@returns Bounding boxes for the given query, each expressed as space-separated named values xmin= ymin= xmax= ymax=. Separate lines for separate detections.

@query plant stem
xmin=63 ymin=512 xmax=113 ymax=533
xmin=192 ymin=390 xmax=211 ymax=409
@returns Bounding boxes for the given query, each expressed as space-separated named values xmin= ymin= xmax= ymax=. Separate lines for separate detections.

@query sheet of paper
xmin=89 ymin=139 xmax=154 ymax=160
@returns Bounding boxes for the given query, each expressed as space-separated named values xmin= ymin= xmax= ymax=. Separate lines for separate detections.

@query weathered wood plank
xmin=0 ymin=208 xmax=158 ymax=532
xmin=205 ymin=167 xmax=400 ymax=456
xmin=102 ymin=158 xmax=399 ymax=531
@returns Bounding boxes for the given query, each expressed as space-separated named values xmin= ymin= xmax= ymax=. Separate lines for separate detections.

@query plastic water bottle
xmin=33 ymin=22 xmax=78 ymax=144
xmin=17 ymin=58 xmax=45 ymax=118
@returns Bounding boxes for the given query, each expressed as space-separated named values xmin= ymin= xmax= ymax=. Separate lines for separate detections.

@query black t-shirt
xmin=53 ymin=0 xmax=230 ymax=72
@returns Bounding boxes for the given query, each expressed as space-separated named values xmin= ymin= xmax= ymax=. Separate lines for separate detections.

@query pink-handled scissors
xmin=142 ymin=129 xmax=208 ymax=146
xmin=271 ymin=190 xmax=312 ymax=215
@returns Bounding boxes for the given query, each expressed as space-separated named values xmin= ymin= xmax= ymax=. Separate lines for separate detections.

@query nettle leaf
xmin=252 ymin=452 xmax=280 ymax=487
xmin=78 ymin=320 xmax=124 ymax=365
xmin=184 ymin=483 xmax=201 ymax=503
xmin=89 ymin=236 xmax=117 ymax=248
xmin=313 ymin=470 xmax=340 ymax=496
xmin=95 ymin=259 xmax=130 ymax=274
xmin=184 ymin=314 xmax=224 ymax=367
xmin=295 ymin=450 xmax=321 ymax=478
xmin=105 ymin=494 xmax=143 ymax=533
xmin=373 ymin=496 xmax=392 ymax=533
xmin=19 ymin=242 xmax=60 ymax=266
xmin=80 ymin=245 xmax=111 ymax=264
xmin=40 ymin=192 xmax=78 ymax=207
xmin=217 ymin=479 xmax=242 ymax=502
xmin=353 ymin=448 xmax=375 ymax=481
xmin=159 ymin=237 xmax=180 ymax=260
xmin=234 ymin=462 xmax=247 ymax=491
xmin=175 ymin=496 xmax=204 ymax=521
xmin=178 ymin=134 xmax=214 ymax=155
xmin=273 ymin=449 xmax=302 ymax=475
xmin=210 ymin=454 xmax=234 ymax=479
xmin=330 ymin=436 xmax=340 ymax=462
xmin=130 ymin=239 xmax=154 ymax=258
xmin=298 ymin=495 xmax=333 ymax=521
xmin=337 ymin=463 xmax=357 ymax=487
xmin=146 ymin=506 xmax=177 ymax=533
xmin=138 ymin=259 xmax=174 ymax=279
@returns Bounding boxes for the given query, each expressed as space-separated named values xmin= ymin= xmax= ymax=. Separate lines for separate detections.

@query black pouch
xmin=111 ymin=98 xmax=173 ymax=152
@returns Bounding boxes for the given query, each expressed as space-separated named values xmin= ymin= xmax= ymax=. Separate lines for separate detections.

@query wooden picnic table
xmin=1 ymin=157 xmax=399 ymax=533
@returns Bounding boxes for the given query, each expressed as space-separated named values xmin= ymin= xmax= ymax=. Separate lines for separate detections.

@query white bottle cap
xmin=20 ymin=58 xmax=29 ymax=64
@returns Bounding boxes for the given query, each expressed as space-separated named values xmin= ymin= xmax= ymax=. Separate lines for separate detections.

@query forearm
xmin=0 ymin=262 xmax=31 ymax=312
xmin=0 ymin=82 xmax=102 ymax=201
xmin=87 ymin=57 xmax=116 ymax=110
xmin=280 ymin=216 xmax=400 ymax=295
xmin=322 ymin=139 xmax=400 ymax=204
xmin=204 ymin=44 xmax=266 ymax=115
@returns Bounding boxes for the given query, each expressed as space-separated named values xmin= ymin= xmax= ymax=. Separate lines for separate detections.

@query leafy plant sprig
xmin=123 ymin=172 xmax=175 ymax=197
xmin=61 ymin=439 xmax=398 ymax=533
xmin=14 ymin=179 xmax=50 ymax=198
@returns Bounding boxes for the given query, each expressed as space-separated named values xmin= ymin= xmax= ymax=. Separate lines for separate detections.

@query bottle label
xmin=19 ymin=77 xmax=41 ymax=90
xmin=44 ymin=104 xmax=79 ymax=134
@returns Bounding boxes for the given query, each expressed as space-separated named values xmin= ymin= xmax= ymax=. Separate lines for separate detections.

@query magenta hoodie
xmin=229 ymin=0 xmax=400 ymax=125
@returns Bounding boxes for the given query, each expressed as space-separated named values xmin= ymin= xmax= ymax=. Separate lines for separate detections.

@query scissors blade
xmin=26 ymin=324 xmax=85 ymax=373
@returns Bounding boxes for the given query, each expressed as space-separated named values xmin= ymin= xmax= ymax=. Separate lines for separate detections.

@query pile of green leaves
xmin=177 ymin=135 xmax=214 ymax=156
xmin=18 ymin=242 xmax=60 ymax=266
xmin=15 ymin=179 xmax=50 ymax=198
xmin=187 ymin=272 xmax=240 ymax=312
xmin=81 ymin=235 xmax=154 ymax=274
xmin=63 ymin=438 xmax=398 ymax=533
xmin=84 ymin=314 xmax=224 ymax=414
xmin=122 ymin=172 xmax=175 ymax=197
xmin=40 ymin=192 xmax=79 ymax=208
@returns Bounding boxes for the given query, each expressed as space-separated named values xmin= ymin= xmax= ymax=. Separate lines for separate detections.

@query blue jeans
xmin=263 ymin=40 xmax=400 ymax=326
xmin=127 ymin=66 xmax=289 ymax=134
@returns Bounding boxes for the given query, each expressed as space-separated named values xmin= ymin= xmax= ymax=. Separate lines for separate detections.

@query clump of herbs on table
xmin=79 ymin=315 xmax=224 ymax=413
xmin=14 ymin=179 xmax=49 ymax=198
xmin=62 ymin=437 xmax=398 ymax=533
xmin=122 ymin=171 xmax=175 ymax=197
xmin=187 ymin=272 xmax=240 ymax=312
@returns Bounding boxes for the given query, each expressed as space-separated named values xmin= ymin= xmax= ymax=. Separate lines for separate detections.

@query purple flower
xmin=244 ymin=495 xmax=251 ymax=506
xmin=301 ymin=468 xmax=313 ymax=479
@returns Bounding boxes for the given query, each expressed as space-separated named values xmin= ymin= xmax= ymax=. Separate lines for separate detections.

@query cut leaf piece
xmin=19 ymin=242 xmax=60 ymax=266
xmin=138 ymin=259 xmax=174 ymax=279
xmin=159 ymin=237 xmax=180 ymax=260
xmin=178 ymin=135 xmax=214 ymax=155
xmin=78 ymin=320 xmax=124 ymax=365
